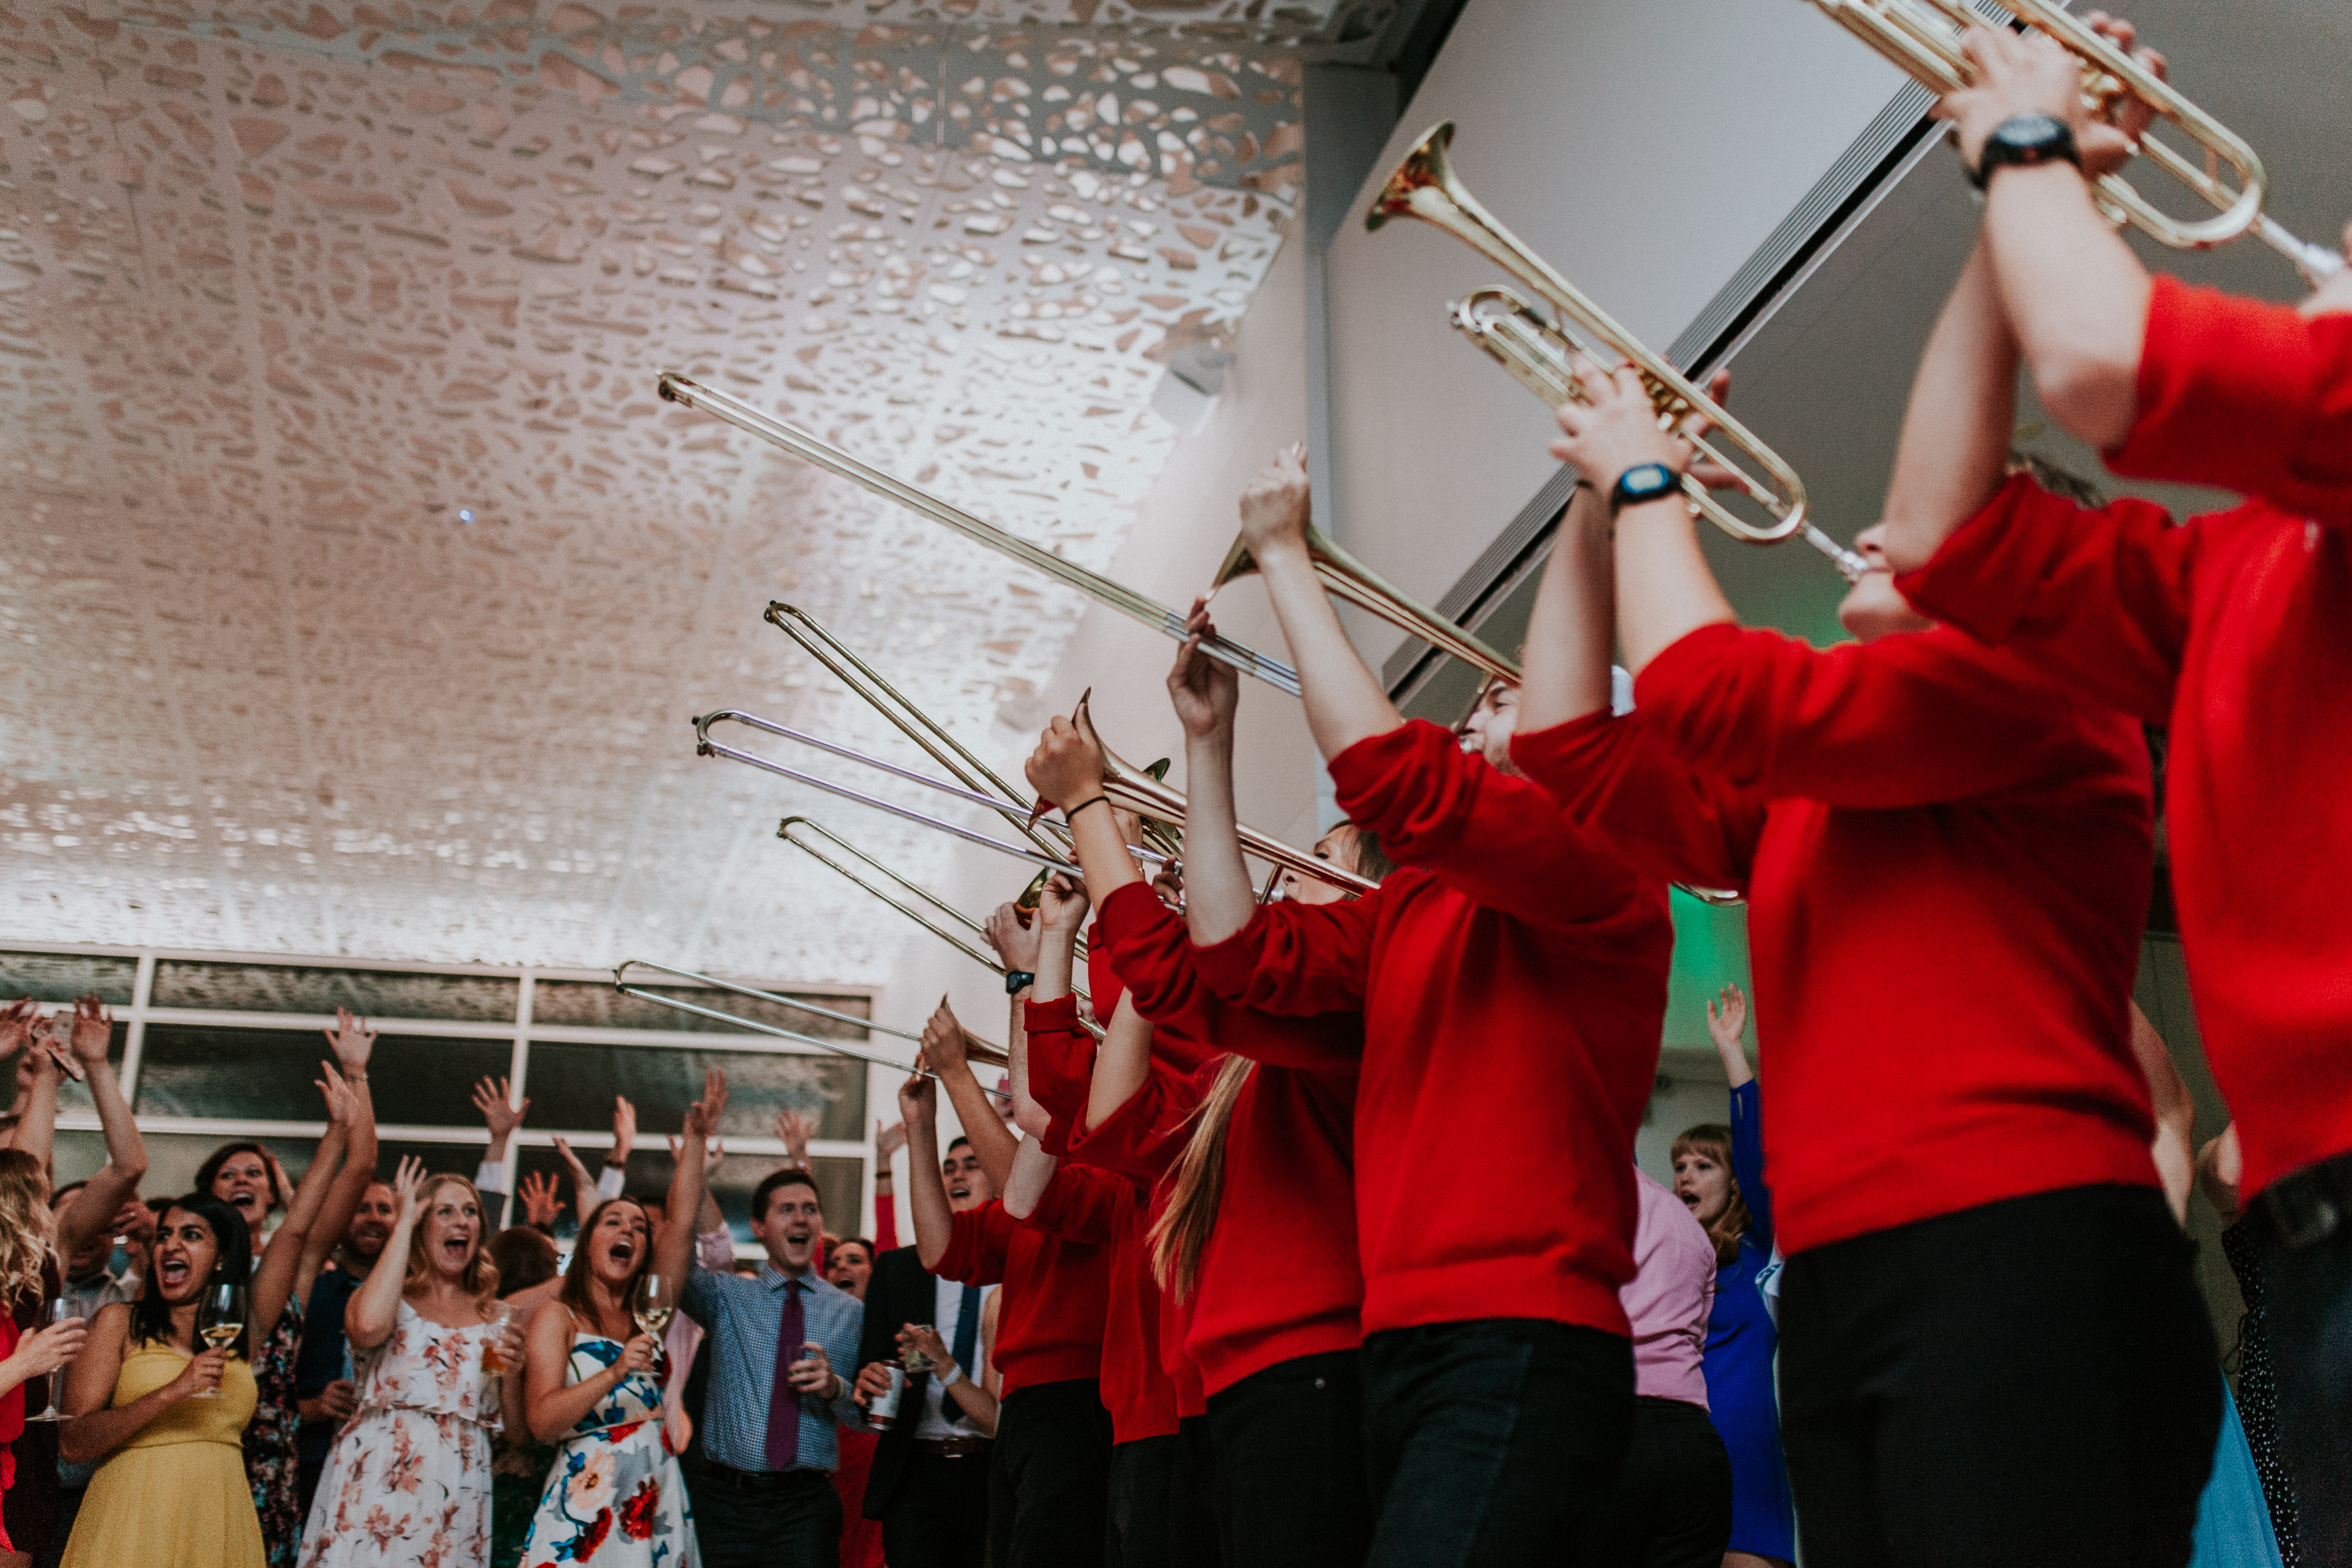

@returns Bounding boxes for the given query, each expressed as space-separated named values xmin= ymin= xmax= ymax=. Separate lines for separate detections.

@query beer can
xmin=868 ymin=1362 xmax=907 ymax=1430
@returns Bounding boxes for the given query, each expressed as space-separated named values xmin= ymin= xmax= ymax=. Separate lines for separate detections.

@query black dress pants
xmin=693 ymin=1465 xmax=843 ymax=1568
xmin=2264 ymin=1207 xmax=2352 ymax=1568
xmin=1778 ymin=1184 xmax=2220 ymax=1568
xmin=1105 ymin=1434 xmax=1177 ymax=1568
xmin=987 ymin=1378 xmax=1113 ymax=1568
xmin=1577 ymin=1395 xmax=1734 ymax=1568
xmin=1206 ymin=1348 xmax=1371 ymax=1568
xmin=881 ymin=1447 xmax=992 ymax=1568
xmin=1170 ymin=1413 xmax=1228 ymax=1566
xmin=1359 ymin=1319 xmax=1633 ymax=1568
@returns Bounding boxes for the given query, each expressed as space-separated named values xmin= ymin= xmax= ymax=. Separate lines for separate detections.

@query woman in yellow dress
xmin=59 ymin=1190 xmax=266 ymax=1568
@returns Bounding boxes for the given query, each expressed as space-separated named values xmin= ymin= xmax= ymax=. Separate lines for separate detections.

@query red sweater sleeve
xmin=1023 ymin=995 xmax=1097 ymax=1156
xmin=1099 ymin=883 xmax=1365 ymax=1074
xmin=1191 ymin=889 xmax=1381 ymax=1019
xmin=1895 ymin=472 xmax=2192 ymax=726
xmin=934 ymin=1199 xmax=1014 ymax=1287
xmin=2107 ymin=274 xmax=2352 ymax=526
xmin=872 ymin=1189 xmax=898 ymax=1254
xmin=1510 ymin=710 xmax=1762 ymax=892
xmin=1063 ymin=1056 xmax=1202 ymax=1184
xmin=1632 ymin=613 xmax=2146 ymax=808
xmin=1024 ymin=1161 xmax=1128 ymax=1246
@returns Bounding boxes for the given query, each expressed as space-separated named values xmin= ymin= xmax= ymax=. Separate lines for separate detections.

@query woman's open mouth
xmin=607 ymin=1241 xmax=634 ymax=1268
xmin=158 ymin=1256 xmax=190 ymax=1289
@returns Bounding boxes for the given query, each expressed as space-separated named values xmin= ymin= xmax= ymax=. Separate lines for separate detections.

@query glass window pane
xmin=135 ymin=1026 xmax=511 ymax=1125
xmin=151 ymin=962 xmax=518 ymax=1023
xmin=521 ymin=1043 xmax=865 ymax=1142
xmin=0 ymin=952 xmax=137 ymax=1006
xmin=532 ymin=979 xmax=870 ymax=1040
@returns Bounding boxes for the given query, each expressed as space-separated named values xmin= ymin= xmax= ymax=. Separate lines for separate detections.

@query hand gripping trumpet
xmin=1368 ymin=123 xmax=1870 ymax=583
xmin=1803 ymin=0 xmax=2340 ymax=281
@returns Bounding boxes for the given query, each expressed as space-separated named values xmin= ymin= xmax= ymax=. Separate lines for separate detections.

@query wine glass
xmin=193 ymin=1281 xmax=245 ymax=1399
xmin=630 ymin=1274 xmax=675 ymax=1344
xmin=25 ymin=1298 xmax=72 ymax=1422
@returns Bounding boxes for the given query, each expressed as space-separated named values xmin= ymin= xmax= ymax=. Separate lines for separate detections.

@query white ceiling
xmin=0 ymin=0 xmax=1339 ymax=981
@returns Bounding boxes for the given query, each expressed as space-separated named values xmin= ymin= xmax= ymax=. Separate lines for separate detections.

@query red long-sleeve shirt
xmin=1898 ymin=293 xmax=2352 ymax=1197
xmin=934 ymin=1184 xmax=1110 ymax=1399
xmin=1073 ymin=882 xmax=1366 ymax=1396
xmin=1193 ymin=721 xmax=1672 ymax=1338
xmin=1512 ymin=621 xmax=2159 ymax=1253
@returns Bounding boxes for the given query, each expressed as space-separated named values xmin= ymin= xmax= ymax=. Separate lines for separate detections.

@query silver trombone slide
xmin=611 ymin=962 xmax=1012 ymax=1098
xmin=615 ymin=959 xmax=1007 ymax=1070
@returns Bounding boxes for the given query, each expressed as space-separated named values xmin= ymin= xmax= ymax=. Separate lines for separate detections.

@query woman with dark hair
xmin=57 ymin=1191 xmax=263 ymax=1567
xmin=1672 ymin=983 xmax=1793 ymax=1568
xmin=516 ymin=1196 xmax=694 ymax=1566
xmin=299 ymin=1160 xmax=521 ymax=1568
xmin=492 ymin=1228 xmax=561 ymax=1301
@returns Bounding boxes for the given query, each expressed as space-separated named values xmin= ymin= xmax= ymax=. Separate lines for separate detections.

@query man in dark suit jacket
xmin=856 ymin=1135 xmax=999 ymax=1568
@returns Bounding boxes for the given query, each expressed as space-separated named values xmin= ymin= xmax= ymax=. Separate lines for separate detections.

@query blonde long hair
xmin=0 ymin=1150 xmax=49 ymax=1305
xmin=401 ymin=1173 xmax=501 ymax=1310
xmin=1146 ymin=1053 xmax=1254 ymax=1302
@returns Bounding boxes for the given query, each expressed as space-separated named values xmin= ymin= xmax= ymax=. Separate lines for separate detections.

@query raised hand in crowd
xmin=983 ymin=898 xmax=1045 ymax=977
xmin=549 ymin=1136 xmax=601 ymax=1225
xmin=1706 ymin=982 xmax=1754 ymax=1091
xmin=875 ymin=1118 xmax=907 ymax=1163
xmin=516 ymin=1171 xmax=566 ymax=1233
xmin=610 ymin=1093 xmax=639 ymax=1172
xmin=471 ymin=1075 xmax=527 ymax=1166
xmin=52 ymin=992 xmax=149 ymax=1271
xmin=774 ymin=1108 xmax=818 ymax=1172
xmin=0 ymin=998 xmax=36 ymax=1062
xmin=654 ymin=1069 xmax=729 ymax=1291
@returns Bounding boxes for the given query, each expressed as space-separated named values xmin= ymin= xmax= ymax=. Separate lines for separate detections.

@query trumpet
xmin=657 ymin=373 xmax=1302 ymax=697
xmin=612 ymin=958 xmax=1012 ymax=1086
xmin=1368 ymin=124 xmax=1872 ymax=584
xmin=778 ymin=817 xmax=1106 ymax=1035
xmin=1212 ymin=527 xmax=1522 ymax=682
xmin=1803 ymin=0 xmax=2341 ymax=280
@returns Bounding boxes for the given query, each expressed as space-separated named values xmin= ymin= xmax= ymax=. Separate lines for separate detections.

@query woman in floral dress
xmin=298 ymin=1160 xmax=524 ymax=1568
xmin=517 ymin=1198 xmax=694 ymax=1567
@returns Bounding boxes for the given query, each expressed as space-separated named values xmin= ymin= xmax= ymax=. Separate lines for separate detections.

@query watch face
xmin=1627 ymin=464 xmax=1675 ymax=499
xmin=1996 ymin=113 xmax=2069 ymax=151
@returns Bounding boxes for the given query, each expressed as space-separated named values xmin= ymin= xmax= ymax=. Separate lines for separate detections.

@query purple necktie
xmin=764 ymin=1277 xmax=805 ymax=1471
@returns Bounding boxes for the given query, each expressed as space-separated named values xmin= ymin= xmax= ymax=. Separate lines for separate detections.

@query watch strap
xmin=1004 ymin=970 xmax=1035 ymax=995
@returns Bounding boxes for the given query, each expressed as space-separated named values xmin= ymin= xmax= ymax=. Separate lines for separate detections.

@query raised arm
xmin=250 ymin=1068 xmax=358 ymax=1345
xmin=470 ymin=1072 xmax=526 ymax=1212
xmin=1166 ymin=604 xmax=1255 ymax=946
xmin=294 ymin=1011 xmax=380 ymax=1297
xmin=1026 ymin=713 xmax=1144 ymax=910
xmin=998 ymin=1136 xmax=1060 ymax=1221
xmin=1517 ymin=482 xmax=1619 ymax=735
xmin=9 ymin=1029 xmax=64 ymax=1170
xmin=1082 ymin=994 xmax=1155 ymax=1137
xmin=2131 ymin=1003 xmax=2195 ymax=1227
xmin=897 ymin=1066 xmax=954 ymax=1271
xmin=775 ymin=1109 xmax=817 ymax=1172
xmin=53 ymin=994 xmax=147 ymax=1267
xmin=1706 ymin=983 xmax=1754 ymax=1092
xmin=602 ymin=1096 xmax=638 ymax=1201
xmin=1877 ymin=237 xmax=2023 ymax=575
xmin=1004 ymin=879 xmax=1089 ymax=1141
xmin=550 ymin=1137 xmax=601 ymax=1227
xmin=920 ymin=1003 xmax=1020 ymax=1194
xmin=1230 ymin=445 xmax=1400 ymax=759
xmin=655 ymin=1070 xmax=726 ymax=1292
xmin=872 ymin=1119 xmax=904 ymax=1253
xmin=345 ymin=1155 xmax=428 ymax=1351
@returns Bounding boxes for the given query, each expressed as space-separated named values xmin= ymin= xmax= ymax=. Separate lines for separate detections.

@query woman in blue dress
xmin=1674 ymin=982 xmax=1795 ymax=1568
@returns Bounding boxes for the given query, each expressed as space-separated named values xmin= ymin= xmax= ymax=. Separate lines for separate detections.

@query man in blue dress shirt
xmin=659 ymin=1070 xmax=867 ymax=1567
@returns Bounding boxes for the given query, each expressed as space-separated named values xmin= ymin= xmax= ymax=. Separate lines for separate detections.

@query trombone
xmin=657 ymin=373 xmax=1303 ymax=697
xmin=778 ymin=817 xmax=1107 ymax=1037
xmin=1367 ymin=124 xmax=1870 ymax=584
xmin=1803 ymin=0 xmax=2341 ymax=280
xmin=610 ymin=958 xmax=1013 ymax=1092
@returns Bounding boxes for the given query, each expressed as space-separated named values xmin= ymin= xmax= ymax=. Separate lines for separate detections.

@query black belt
xmin=909 ymin=1435 xmax=992 ymax=1458
xmin=704 ymin=1462 xmax=832 ymax=1493
xmin=2264 ymin=1148 xmax=2352 ymax=1249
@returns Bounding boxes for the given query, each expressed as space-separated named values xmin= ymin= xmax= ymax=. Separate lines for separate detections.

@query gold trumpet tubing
xmin=657 ymin=374 xmax=1303 ymax=698
xmin=1457 ymin=292 xmax=1869 ymax=583
xmin=1212 ymin=525 xmax=1522 ymax=685
xmin=1805 ymin=0 xmax=2287 ymax=257
xmin=1369 ymin=125 xmax=1809 ymax=548
xmin=763 ymin=603 xmax=1073 ymax=862
xmin=613 ymin=959 xmax=1009 ymax=1073
xmin=780 ymin=818 xmax=1103 ymax=1032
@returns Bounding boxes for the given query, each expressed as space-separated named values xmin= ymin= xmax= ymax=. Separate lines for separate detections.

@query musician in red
xmin=1885 ymin=21 xmax=2352 ymax=1554
xmin=1089 ymin=451 xmax=1672 ymax=1567
xmin=1527 ymin=306 xmax=2216 ymax=1558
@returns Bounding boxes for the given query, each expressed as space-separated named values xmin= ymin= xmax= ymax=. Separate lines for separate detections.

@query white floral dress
xmin=297 ymin=1300 xmax=503 ymax=1568
xmin=518 ymin=1335 xmax=696 ymax=1567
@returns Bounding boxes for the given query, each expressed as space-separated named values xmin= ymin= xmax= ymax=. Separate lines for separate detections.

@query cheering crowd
xmin=2 ymin=15 xmax=2348 ymax=1568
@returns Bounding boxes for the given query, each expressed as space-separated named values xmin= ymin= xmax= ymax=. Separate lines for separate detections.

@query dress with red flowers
xmin=518 ymin=1333 xmax=695 ymax=1567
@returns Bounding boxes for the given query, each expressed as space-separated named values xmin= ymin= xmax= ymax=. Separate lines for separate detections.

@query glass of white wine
xmin=631 ymin=1273 xmax=674 ymax=1379
xmin=25 ymin=1298 xmax=72 ymax=1422
xmin=194 ymin=1281 xmax=245 ymax=1399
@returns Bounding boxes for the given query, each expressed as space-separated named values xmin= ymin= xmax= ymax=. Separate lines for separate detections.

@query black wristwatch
xmin=1970 ymin=113 xmax=2080 ymax=191
xmin=1004 ymin=970 xmax=1035 ymax=995
xmin=1608 ymin=462 xmax=1679 ymax=516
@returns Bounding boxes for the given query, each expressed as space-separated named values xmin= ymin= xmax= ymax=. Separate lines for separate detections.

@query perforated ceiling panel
xmin=0 ymin=0 xmax=1321 ymax=979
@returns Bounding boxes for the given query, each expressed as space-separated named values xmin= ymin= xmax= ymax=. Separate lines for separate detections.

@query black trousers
xmin=2265 ymin=1211 xmax=2352 ymax=1568
xmin=1778 ymin=1184 xmax=2220 ymax=1568
xmin=988 ymin=1378 xmax=1113 ymax=1568
xmin=1577 ymin=1395 xmax=1733 ymax=1568
xmin=881 ymin=1447 xmax=992 ymax=1568
xmin=1105 ymin=1434 xmax=1177 ymax=1568
xmin=1360 ymin=1319 xmax=1633 ymax=1568
xmin=1170 ymin=1413 xmax=1227 ymax=1566
xmin=692 ymin=1466 xmax=843 ymax=1568
xmin=1207 ymin=1348 xmax=1371 ymax=1568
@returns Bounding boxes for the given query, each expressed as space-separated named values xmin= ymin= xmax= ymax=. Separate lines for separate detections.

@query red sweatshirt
xmin=1900 ymin=320 xmax=2352 ymax=1197
xmin=933 ymin=1186 xmax=1109 ymax=1399
xmin=1193 ymin=721 xmax=1672 ymax=1338
xmin=1073 ymin=882 xmax=1366 ymax=1396
xmin=1513 ymin=621 xmax=2159 ymax=1253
